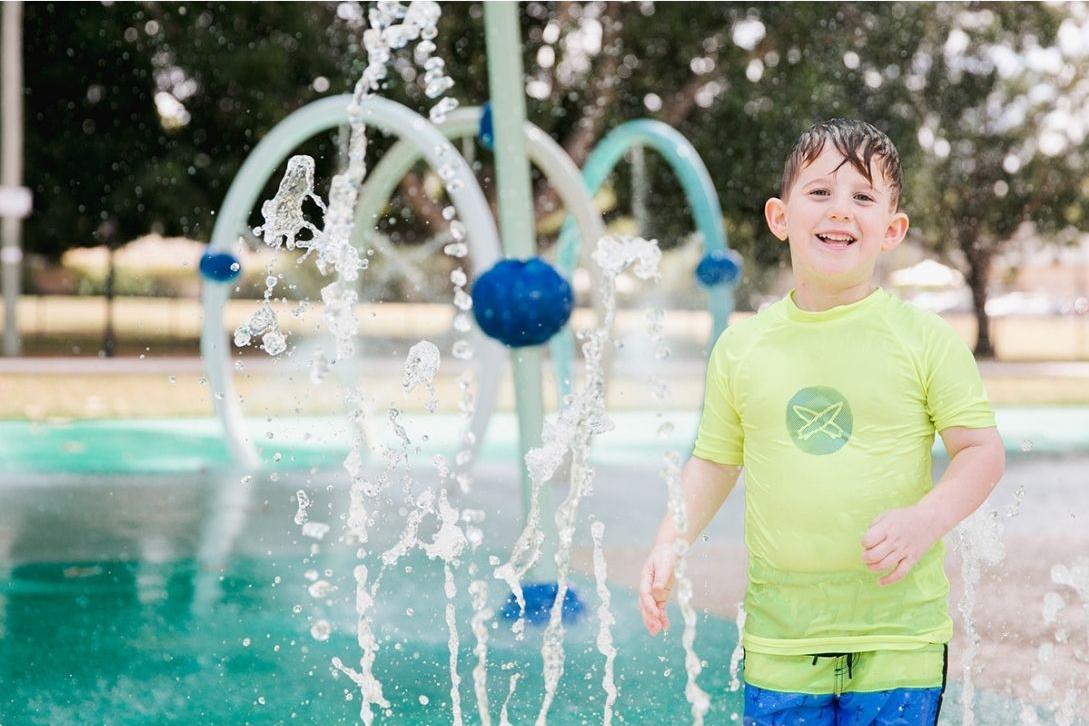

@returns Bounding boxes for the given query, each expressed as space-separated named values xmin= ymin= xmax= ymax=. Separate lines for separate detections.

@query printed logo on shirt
xmin=786 ymin=386 xmax=853 ymax=455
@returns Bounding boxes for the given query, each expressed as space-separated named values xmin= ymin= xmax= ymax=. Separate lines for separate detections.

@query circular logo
xmin=786 ymin=386 xmax=853 ymax=455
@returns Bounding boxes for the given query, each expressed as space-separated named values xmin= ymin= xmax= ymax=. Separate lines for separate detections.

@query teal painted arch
xmin=555 ymin=119 xmax=738 ymax=343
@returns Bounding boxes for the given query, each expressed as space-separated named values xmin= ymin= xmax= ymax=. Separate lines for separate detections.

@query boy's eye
xmin=855 ymin=194 xmax=875 ymax=202
xmin=809 ymin=189 xmax=829 ymax=196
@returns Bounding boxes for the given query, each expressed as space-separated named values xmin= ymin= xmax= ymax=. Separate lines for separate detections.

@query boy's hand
xmin=638 ymin=541 xmax=677 ymax=635
xmin=861 ymin=505 xmax=941 ymax=586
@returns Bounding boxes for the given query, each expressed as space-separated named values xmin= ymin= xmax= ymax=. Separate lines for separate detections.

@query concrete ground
xmin=3 ymin=354 xmax=1089 ymax=422
xmin=3 ymin=446 xmax=1086 ymax=721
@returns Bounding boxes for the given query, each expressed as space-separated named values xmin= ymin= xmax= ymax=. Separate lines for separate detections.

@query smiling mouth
xmin=816 ymin=233 xmax=857 ymax=248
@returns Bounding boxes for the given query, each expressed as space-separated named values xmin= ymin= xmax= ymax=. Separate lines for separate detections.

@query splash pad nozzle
xmin=500 ymin=583 xmax=585 ymax=625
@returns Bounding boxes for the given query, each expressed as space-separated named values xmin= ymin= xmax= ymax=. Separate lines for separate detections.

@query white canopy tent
xmin=888 ymin=258 xmax=966 ymax=288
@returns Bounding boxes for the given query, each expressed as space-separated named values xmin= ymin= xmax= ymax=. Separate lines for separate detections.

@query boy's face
xmin=764 ymin=146 xmax=909 ymax=289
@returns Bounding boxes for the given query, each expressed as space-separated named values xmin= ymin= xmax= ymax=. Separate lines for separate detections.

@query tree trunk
xmin=961 ymin=232 xmax=995 ymax=359
xmin=102 ymin=241 xmax=116 ymax=358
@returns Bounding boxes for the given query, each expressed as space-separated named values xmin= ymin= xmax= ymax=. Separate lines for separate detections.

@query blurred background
xmin=2 ymin=2 xmax=1088 ymax=363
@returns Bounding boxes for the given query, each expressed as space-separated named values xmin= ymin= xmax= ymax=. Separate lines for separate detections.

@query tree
xmin=901 ymin=3 xmax=1089 ymax=358
xmin=22 ymin=2 xmax=353 ymax=260
xmin=21 ymin=1 xmax=1089 ymax=360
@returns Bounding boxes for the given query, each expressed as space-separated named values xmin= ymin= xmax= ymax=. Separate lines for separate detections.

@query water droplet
xmin=310 ymin=619 xmax=331 ymax=641
xmin=262 ymin=330 xmax=287 ymax=356
xmin=452 ymin=340 xmax=473 ymax=360
xmin=302 ymin=522 xmax=331 ymax=540
xmin=443 ymin=242 xmax=468 ymax=258
xmin=428 ymin=96 xmax=459 ymax=124
xmin=425 ymin=75 xmax=454 ymax=99
xmin=308 ymin=580 xmax=334 ymax=598
xmin=453 ymin=288 xmax=473 ymax=311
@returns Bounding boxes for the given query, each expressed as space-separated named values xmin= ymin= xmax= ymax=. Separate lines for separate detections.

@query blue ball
xmin=695 ymin=248 xmax=742 ymax=287
xmin=500 ymin=582 xmax=584 ymax=625
xmin=471 ymin=257 xmax=573 ymax=348
xmin=478 ymin=101 xmax=494 ymax=151
xmin=199 ymin=251 xmax=242 ymax=282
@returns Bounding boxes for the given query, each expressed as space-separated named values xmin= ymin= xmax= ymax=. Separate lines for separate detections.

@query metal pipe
xmin=202 ymin=95 xmax=501 ymax=468
xmin=556 ymin=119 xmax=737 ymax=344
xmin=483 ymin=2 xmax=553 ymax=577
xmin=1 ymin=2 xmax=25 ymax=357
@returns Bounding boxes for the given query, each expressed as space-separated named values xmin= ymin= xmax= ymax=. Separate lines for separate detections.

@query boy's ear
xmin=882 ymin=211 xmax=910 ymax=251
xmin=764 ymin=198 xmax=788 ymax=241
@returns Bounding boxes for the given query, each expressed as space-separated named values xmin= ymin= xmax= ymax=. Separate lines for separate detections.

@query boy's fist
xmin=638 ymin=541 xmax=678 ymax=635
xmin=861 ymin=504 xmax=941 ymax=586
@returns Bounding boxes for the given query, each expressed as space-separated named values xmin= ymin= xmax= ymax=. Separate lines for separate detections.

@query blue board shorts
xmin=743 ymin=645 xmax=949 ymax=725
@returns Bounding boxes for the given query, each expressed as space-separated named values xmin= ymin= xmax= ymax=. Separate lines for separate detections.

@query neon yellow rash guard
xmin=693 ymin=287 xmax=996 ymax=657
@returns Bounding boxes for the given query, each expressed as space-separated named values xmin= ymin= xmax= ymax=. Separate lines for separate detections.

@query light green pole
xmin=483 ymin=2 xmax=554 ymax=579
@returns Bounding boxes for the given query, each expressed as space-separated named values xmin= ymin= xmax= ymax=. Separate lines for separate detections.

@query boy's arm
xmin=861 ymin=425 xmax=1005 ymax=585
xmin=639 ymin=455 xmax=742 ymax=635
xmin=652 ymin=456 xmax=743 ymax=548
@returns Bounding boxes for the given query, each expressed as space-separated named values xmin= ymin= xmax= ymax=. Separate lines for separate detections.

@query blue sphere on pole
xmin=471 ymin=258 xmax=573 ymax=348
xmin=478 ymin=102 xmax=495 ymax=151
xmin=695 ymin=248 xmax=742 ymax=287
xmin=199 ymin=251 xmax=242 ymax=282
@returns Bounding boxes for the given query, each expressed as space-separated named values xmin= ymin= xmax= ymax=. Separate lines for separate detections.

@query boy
xmin=637 ymin=119 xmax=1005 ymax=725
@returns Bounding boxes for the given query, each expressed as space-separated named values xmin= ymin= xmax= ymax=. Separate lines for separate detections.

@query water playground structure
xmin=198 ymin=99 xmax=741 ymax=472
xmin=194 ymin=3 xmax=745 ymax=720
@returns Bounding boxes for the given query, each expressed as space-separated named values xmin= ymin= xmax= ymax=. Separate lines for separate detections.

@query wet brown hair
xmin=780 ymin=118 xmax=903 ymax=211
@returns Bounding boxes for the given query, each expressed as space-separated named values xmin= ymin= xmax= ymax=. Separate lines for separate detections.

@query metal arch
xmin=201 ymin=95 xmax=502 ymax=468
xmin=555 ymin=119 xmax=739 ymax=345
xmin=352 ymin=106 xmax=610 ymax=409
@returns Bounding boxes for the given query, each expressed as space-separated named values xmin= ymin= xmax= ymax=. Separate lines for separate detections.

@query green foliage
xmin=24 ymin=1 xmax=352 ymax=257
xmin=22 ymin=0 xmax=1089 ymax=325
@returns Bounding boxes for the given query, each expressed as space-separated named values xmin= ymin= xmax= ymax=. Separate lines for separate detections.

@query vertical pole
xmin=483 ymin=2 xmax=554 ymax=579
xmin=2 ymin=1 xmax=25 ymax=356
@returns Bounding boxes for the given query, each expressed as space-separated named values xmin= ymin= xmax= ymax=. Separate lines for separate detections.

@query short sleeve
xmin=692 ymin=334 xmax=744 ymax=465
xmin=923 ymin=318 xmax=995 ymax=432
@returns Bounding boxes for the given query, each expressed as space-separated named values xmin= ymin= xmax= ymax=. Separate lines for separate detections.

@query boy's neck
xmin=792 ymin=280 xmax=877 ymax=312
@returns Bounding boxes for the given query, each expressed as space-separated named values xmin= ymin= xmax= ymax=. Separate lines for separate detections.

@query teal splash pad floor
xmin=1 ymin=554 xmax=745 ymax=725
xmin=0 ymin=553 xmax=1061 ymax=726
xmin=2 ymin=406 xmax=1087 ymax=475
xmin=2 ymin=409 xmax=1088 ymax=724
